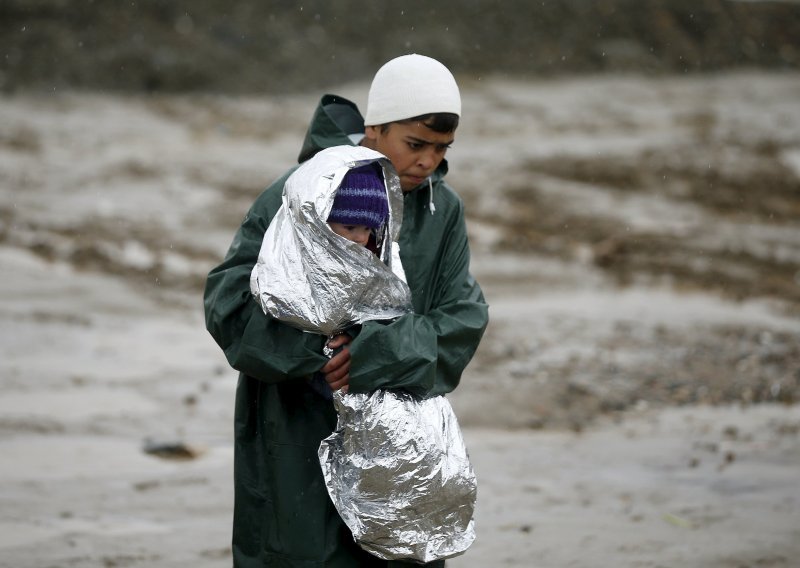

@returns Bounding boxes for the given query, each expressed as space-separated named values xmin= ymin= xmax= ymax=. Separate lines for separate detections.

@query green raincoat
xmin=204 ymin=94 xmax=489 ymax=567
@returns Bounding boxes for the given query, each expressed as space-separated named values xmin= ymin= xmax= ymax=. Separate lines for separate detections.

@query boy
xmin=204 ymin=54 xmax=489 ymax=567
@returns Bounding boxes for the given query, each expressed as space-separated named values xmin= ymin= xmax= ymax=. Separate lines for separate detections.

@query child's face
xmin=328 ymin=222 xmax=372 ymax=247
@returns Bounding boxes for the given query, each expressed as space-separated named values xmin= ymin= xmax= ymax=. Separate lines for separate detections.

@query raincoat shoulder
xmin=204 ymin=165 xmax=333 ymax=382
xmin=204 ymin=95 xmax=365 ymax=381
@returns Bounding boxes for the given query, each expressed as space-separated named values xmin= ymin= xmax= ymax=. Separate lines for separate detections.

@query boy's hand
xmin=321 ymin=334 xmax=352 ymax=392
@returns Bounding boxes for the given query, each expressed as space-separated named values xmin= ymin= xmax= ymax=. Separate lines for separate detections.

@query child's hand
xmin=321 ymin=334 xmax=352 ymax=392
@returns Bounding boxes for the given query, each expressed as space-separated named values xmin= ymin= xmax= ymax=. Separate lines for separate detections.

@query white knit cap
xmin=364 ymin=54 xmax=461 ymax=126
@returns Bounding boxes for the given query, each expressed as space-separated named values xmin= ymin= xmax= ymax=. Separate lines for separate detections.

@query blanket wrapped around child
xmin=250 ymin=145 xmax=477 ymax=563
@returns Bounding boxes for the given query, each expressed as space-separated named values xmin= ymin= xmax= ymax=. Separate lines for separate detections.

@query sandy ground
xmin=1 ymin=72 xmax=799 ymax=567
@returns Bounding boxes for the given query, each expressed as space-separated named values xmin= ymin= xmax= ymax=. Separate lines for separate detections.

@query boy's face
xmin=363 ymin=121 xmax=454 ymax=193
xmin=328 ymin=222 xmax=372 ymax=247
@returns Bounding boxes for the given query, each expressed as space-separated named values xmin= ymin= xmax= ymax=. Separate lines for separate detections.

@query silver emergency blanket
xmin=250 ymin=145 xmax=412 ymax=336
xmin=319 ymin=390 xmax=477 ymax=562
xmin=250 ymin=145 xmax=477 ymax=562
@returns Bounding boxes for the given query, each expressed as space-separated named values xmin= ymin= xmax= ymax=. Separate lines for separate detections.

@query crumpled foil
xmin=250 ymin=145 xmax=476 ymax=561
xmin=319 ymin=389 xmax=477 ymax=562
xmin=250 ymin=145 xmax=412 ymax=337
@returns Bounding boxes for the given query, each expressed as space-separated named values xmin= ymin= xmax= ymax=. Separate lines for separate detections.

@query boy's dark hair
xmin=380 ymin=112 xmax=459 ymax=134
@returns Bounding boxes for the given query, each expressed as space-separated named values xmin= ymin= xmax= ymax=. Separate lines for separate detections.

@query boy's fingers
xmin=321 ymin=335 xmax=353 ymax=390
xmin=324 ymin=359 xmax=350 ymax=383
xmin=321 ymin=347 xmax=350 ymax=374
xmin=327 ymin=376 xmax=349 ymax=391
xmin=327 ymin=334 xmax=352 ymax=349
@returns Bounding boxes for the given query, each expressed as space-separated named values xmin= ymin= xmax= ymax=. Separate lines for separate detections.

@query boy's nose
xmin=417 ymin=151 xmax=435 ymax=171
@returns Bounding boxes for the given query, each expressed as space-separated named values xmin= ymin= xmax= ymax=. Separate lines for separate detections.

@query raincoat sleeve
xmin=203 ymin=174 xmax=329 ymax=382
xmin=347 ymin=198 xmax=488 ymax=398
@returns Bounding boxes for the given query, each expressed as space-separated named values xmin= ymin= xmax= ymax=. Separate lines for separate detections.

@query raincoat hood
xmin=298 ymin=95 xmax=364 ymax=163
xmin=250 ymin=145 xmax=412 ymax=337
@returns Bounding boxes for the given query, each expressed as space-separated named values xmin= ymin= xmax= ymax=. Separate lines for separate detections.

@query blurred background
xmin=2 ymin=0 xmax=800 ymax=93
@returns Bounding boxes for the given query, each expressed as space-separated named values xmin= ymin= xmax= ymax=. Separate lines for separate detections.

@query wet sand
xmin=1 ymin=72 xmax=799 ymax=567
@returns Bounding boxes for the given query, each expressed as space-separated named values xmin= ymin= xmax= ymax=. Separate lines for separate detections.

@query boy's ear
xmin=363 ymin=125 xmax=379 ymax=143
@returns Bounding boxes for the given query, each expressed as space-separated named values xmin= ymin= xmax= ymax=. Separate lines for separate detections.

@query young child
xmin=326 ymin=162 xmax=390 ymax=253
xmin=320 ymin=160 xmax=392 ymax=398
xmin=249 ymin=144 xmax=411 ymax=339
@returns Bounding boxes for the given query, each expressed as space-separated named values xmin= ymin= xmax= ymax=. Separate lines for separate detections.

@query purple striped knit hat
xmin=327 ymin=164 xmax=389 ymax=230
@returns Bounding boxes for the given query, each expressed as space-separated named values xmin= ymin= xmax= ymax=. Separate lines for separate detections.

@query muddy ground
xmin=0 ymin=72 xmax=799 ymax=567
